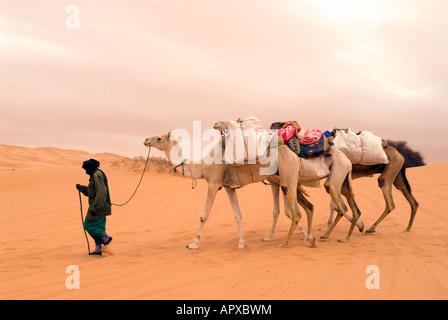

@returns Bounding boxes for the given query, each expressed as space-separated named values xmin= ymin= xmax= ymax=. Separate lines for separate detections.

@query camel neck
xmin=164 ymin=142 xmax=202 ymax=179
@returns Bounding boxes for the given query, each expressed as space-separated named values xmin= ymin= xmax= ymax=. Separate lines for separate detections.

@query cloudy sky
xmin=1 ymin=0 xmax=447 ymax=164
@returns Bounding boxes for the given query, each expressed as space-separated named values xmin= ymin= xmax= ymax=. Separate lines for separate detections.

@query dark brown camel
xmin=350 ymin=145 xmax=418 ymax=233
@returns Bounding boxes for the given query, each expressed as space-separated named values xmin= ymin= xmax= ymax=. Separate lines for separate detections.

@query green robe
xmin=79 ymin=169 xmax=111 ymax=221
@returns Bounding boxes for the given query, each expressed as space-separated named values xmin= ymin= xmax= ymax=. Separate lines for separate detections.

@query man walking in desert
xmin=76 ymin=159 xmax=113 ymax=255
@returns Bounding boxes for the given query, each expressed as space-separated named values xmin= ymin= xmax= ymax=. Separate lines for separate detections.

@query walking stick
xmin=78 ymin=190 xmax=90 ymax=254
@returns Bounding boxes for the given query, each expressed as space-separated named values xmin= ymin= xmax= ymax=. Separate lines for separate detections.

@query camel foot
xmin=309 ymin=238 xmax=317 ymax=248
xmin=365 ymin=228 xmax=376 ymax=234
xmin=337 ymin=238 xmax=349 ymax=243
xmin=320 ymin=235 xmax=330 ymax=240
xmin=238 ymin=243 xmax=246 ymax=249
xmin=358 ymin=221 xmax=365 ymax=232
xmin=186 ymin=242 xmax=199 ymax=249
xmin=279 ymin=242 xmax=289 ymax=248
xmin=262 ymin=237 xmax=273 ymax=242
xmin=400 ymin=229 xmax=411 ymax=233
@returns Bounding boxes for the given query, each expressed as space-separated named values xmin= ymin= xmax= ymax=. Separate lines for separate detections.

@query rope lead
xmin=112 ymin=147 xmax=151 ymax=206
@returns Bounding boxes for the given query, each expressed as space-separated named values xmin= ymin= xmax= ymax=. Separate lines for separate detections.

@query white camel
xmin=263 ymin=122 xmax=365 ymax=243
xmin=264 ymin=148 xmax=364 ymax=243
xmin=143 ymin=131 xmax=309 ymax=249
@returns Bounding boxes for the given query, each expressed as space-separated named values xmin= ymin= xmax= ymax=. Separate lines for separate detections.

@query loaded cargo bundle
xmin=214 ymin=116 xmax=277 ymax=165
xmin=332 ymin=129 xmax=388 ymax=165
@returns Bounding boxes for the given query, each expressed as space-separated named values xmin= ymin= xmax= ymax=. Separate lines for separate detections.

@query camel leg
xmin=264 ymin=182 xmax=313 ymax=244
xmin=263 ymin=180 xmax=309 ymax=241
xmin=320 ymin=187 xmax=347 ymax=240
xmin=297 ymin=187 xmax=315 ymax=246
xmin=276 ymin=147 xmax=313 ymax=247
xmin=320 ymin=199 xmax=337 ymax=231
xmin=320 ymin=164 xmax=350 ymax=240
xmin=393 ymin=168 xmax=419 ymax=232
xmin=296 ymin=201 xmax=307 ymax=238
xmin=366 ymin=172 xmax=396 ymax=234
xmin=339 ymin=174 xmax=365 ymax=232
xmin=281 ymin=212 xmax=300 ymax=248
xmin=263 ymin=183 xmax=281 ymax=241
xmin=224 ymin=187 xmax=246 ymax=248
xmin=283 ymin=194 xmax=307 ymax=238
xmin=186 ymin=184 xmax=220 ymax=249
xmin=322 ymin=198 xmax=364 ymax=233
xmin=366 ymin=148 xmax=404 ymax=233
xmin=280 ymin=184 xmax=304 ymax=248
xmin=368 ymin=166 xmax=419 ymax=233
xmin=400 ymin=189 xmax=419 ymax=232
xmin=338 ymin=172 xmax=362 ymax=242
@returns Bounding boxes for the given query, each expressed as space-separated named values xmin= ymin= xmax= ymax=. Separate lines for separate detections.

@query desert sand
xmin=0 ymin=143 xmax=447 ymax=300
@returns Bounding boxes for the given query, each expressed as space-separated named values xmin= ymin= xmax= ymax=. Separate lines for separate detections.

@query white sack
xmin=299 ymin=157 xmax=330 ymax=187
xmin=223 ymin=129 xmax=274 ymax=164
xmin=215 ymin=115 xmax=264 ymax=132
xmin=215 ymin=116 xmax=272 ymax=164
xmin=333 ymin=129 xmax=388 ymax=165
xmin=358 ymin=131 xmax=388 ymax=164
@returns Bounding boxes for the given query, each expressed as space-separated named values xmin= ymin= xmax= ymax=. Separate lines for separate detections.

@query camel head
xmin=213 ymin=120 xmax=227 ymax=132
xmin=143 ymin=132 xmax=172 ymax=150
xmin=213 ymin=118 xmax=241 ymax=132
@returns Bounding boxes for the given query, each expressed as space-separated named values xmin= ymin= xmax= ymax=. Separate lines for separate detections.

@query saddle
xmin=286 ymin=135 xmax=331 ymax=158
xmin=271 ymin=121 xmax=331 ymax=159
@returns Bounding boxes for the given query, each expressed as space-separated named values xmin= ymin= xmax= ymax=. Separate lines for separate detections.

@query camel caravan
xmin=143 ymin=116 xmax=418 ymax=249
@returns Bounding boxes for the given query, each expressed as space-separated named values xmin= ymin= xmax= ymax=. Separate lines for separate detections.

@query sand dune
xmin=0 ymin=144 xmax=447 ymax=300
xmin=0 ymin=143 xmax=127 ymax=169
